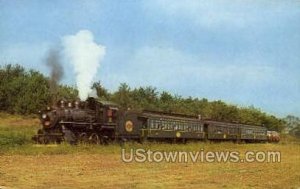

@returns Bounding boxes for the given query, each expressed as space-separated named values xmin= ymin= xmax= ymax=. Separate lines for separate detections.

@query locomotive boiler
xmin=32 ymin=97 xmax=118 ymax=144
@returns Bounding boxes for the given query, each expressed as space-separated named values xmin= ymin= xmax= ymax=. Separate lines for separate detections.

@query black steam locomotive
xmin=32 ymin=97 xmax=280 ymax=144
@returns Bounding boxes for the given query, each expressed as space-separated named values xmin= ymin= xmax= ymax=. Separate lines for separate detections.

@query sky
xmin=0 ymin=0 xmax=299 ymax=117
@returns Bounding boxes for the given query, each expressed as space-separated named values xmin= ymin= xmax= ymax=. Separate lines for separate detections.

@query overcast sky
xmin=0 ymin=0 xmax=299 ymax=117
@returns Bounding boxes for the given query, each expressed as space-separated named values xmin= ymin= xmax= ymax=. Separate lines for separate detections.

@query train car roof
xmin=203 ymin=119 xmax=265 ymax=128
xmin=87 ymin=97 xmax=119 ymax=107
xmin=97 ymin=100 xmax=119 ymax=107
xmin=140 ymin=110 xmax=200 ymax=121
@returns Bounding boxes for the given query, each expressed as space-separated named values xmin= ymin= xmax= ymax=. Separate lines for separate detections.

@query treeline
xmin=0 ymin=64 xmax=285 ymax=131
xmin=97 ymin=83 xmax=285 ymax=132
xmin=284 ymin=115 xmax=300 ymax=138
xmin=0 ymin=64 xmax=77 ymax=114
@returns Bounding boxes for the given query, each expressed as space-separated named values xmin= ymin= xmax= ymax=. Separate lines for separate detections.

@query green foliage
xmin=290 ymin=125 xmax=300 ymax=138
xmin=0 ymin=126 xmax=35 ymax=147
xmin=284 ymin=115 xmax=300 ymax=138
xmin=0 ymin=130 xmax=29 ymax=146
xmin=0 ymin=64 xmax=286 ymax=132
xmin=0 ymin=65 xmax=50 ymax=114
xmin=92 ymin=81 xmax=109 ymax=100
xmin=57 ymin=84 xmax=78 ymax=101
xmin=111 ymin=83 xmax=132 ymax=109
xmin=110 ymin=83 xmax=286 ymax=132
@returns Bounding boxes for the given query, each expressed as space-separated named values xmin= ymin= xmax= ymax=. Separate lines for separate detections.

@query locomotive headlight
xmin=42 ymin=114 xmax=47 ymax=119
xmin=44 ymin=121 xmax=51 ymax=126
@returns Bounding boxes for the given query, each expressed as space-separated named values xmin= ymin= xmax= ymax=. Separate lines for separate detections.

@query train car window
xmin=150 ymin=119 xmax=154 ymax=129
xmin=177 ymin=121 xmax=183 ymax=129
xmin=213 ymin=127 xmax=217 ymax=133
xmin=155 ymin=120 xmax=160 ymax=129
xmin=190 ymin=124 xmax=194 ymax=131
xmin=151 ymin=119 xmax=155 ymax=129
xmin=165 ymin=122 xmax=169 ymax=130
xmin=174 ymin=124 xmax=178 ymax=131
xmin=184 ymin=123 xmax=188 ymax=131
xmin=157 ymin=120 xmax=161 ymax=129
xmin=161 ymin=120 xmax=165 ymax=129
xmin=246 ymin=129 xmax=253 ymax=134
xmin=184 ymin=122 xmax=188 ymax=130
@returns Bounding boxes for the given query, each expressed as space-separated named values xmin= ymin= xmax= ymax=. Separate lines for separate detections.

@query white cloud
xmin=101 ymin=45 xmax=277 ymax=96
xmin=130 ymin=46 xmax=275 ymax=85
xmin=146 ymin=0 xmax=296 ymax=29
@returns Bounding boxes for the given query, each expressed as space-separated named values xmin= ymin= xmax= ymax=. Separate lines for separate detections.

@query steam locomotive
xmin=32 ymin=97 xmax=280 ymax=144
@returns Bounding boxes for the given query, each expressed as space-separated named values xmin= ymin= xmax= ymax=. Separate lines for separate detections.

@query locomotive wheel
xmin=38 ymin=135 xmax=50 ymax=144
xmin=78 ymin=132 xmax=89 ymax=144
xmin=89 ymin=133 xmax=100 ymax=144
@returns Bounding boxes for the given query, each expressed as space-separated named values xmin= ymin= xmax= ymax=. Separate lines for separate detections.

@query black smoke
xmin=45 ymin=48 xmax=64 ymax=103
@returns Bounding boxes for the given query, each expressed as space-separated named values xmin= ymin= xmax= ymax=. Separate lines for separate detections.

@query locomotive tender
xmin=32 ymin=97 xmax=280 ymax=144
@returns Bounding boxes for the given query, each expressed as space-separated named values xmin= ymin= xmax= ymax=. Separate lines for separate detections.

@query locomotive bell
xmin=60 ymin=100 xmax=65 ymax=108
xmin=68 ymin=102 xmax=72 ymax=108
xmin=75 ymin=101 xmax=79 ymax=109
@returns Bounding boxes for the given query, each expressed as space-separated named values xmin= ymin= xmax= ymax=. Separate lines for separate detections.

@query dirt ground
xmin=0 ymin=143 xmax=299 ymax=189
xmin=0 ymin=115 xmax=299 ymax=189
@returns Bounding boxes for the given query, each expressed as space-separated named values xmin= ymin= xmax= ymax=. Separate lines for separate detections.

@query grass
xmin=0 ymin=114 xmax=300 ymax=189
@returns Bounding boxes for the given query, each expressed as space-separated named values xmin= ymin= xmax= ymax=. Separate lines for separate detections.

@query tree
xmin=92 ymin=81 xmax=109 ymax=100
xmin=0 ymin=66 xmax=50 ymax=114
xmin=112 ymin=83 xmax=132 ymax=109
xmin=0 ymin=64 xmax=287 ymax=132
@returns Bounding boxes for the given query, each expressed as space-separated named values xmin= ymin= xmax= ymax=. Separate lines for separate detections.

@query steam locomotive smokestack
xmin=62 ymin=30 xmax=106 ymax=100
xmin=45 ymin=48 xmax=64 ymax=103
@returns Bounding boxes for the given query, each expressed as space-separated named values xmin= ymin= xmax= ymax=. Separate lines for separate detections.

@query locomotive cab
xmin=88 ymin=98 xmax=119 ymax=125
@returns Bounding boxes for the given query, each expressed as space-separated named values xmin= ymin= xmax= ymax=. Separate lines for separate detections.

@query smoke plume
xmin=45 ymin=48 xmax=64 ymax=102
xmin=62 ymin=30 xmax=106 ymax=100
